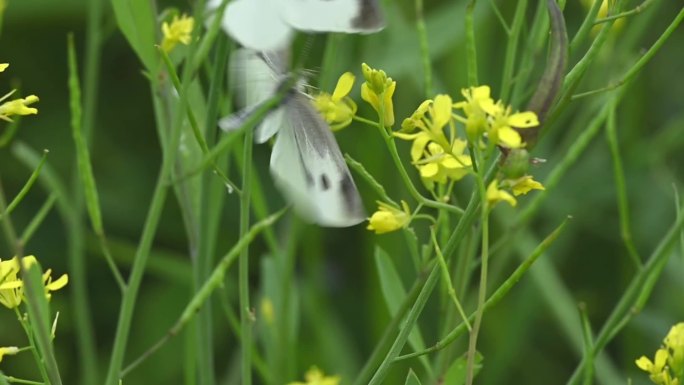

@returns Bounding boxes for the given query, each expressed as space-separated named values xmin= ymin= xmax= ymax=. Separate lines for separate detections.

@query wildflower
xmin=395 ymin=95 xmax=453 ymax=154
xmin=361 ymin=63 xmax=395 ymax=127
xmin=0 ymin=256 xmax=68 ymax=309
xmin=486 ymin=181 xmax=517 ymax=208
xmin=505 ymin=175 xmax=545 ymax=196
xmin=665 ymin=323 xmax=684 ymax=378
xmin=161 ymin=14 xmax=194 ymax=53
xmin=0 ymin=346 xmax=18 ymax=363
xmin=636 ymin=322 xmax=684 ymax=385
xmin=367 ymin=201 xmax=411 ymax=234
xmin=0 ymin=94 xmax=39 ymax=122
xmin=313 ymin=72 xmax=357 ymax=131
xmin=480 ymin=99 xmax=538 ymax=149
xmin=415 ymin=139 xmax=472 ymax=189
xmin=287 ymin=366 xmax=341 ymax=385
xmin=454 ymin=85 xmax=494 ymax=139
xmin=0 ymin=257 xmax=22 ymax=309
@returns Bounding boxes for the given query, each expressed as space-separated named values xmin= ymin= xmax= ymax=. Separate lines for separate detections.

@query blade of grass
xmin=19 ymin=193 xmax=57 ymax=246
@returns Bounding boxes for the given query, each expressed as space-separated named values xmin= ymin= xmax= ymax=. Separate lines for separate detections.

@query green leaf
xmin=110 ymin=0 xmax=158 ymax=69
xmin=404 ymin=369 xmax=422 ymax=385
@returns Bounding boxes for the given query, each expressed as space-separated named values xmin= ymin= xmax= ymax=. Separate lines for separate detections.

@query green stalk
xmin=415 ymin=0 xmax=433 ymax=97
xmin=239 ymin=84 xmax=256 ymax=385
xmin=499 ymin=0 xmax=527 ymax=102
xmin=0 ymin=150 xmax=47 ymax=222
xmin=605 ymin=99 xmax=642 ymax=268
xmin=465 ymin=148 xmax=488 ymax=385
xmin=465 ymin=0 xmax=479 ymax=86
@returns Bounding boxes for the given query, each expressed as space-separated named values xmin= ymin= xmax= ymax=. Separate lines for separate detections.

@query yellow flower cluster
xmin=161 ymin=14 xmax=195 ymax=53
xmin=287 ymin=366 xmax=341 ymax=385
xmin=0 ymin=255 xmax=69 ymax=310
xmin=0 ymin=63 xmax=39 ymax=122
xmin=636 ymin=323 xmax=684 ymax=385
xmin=395 ymin=94 xmax=472 ymax=190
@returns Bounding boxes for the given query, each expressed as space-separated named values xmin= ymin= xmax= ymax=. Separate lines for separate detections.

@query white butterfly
xmin=209 ymin=0 xmax=385 ymax=51
xmin=220 ymin=49 xmax=366 ymax=227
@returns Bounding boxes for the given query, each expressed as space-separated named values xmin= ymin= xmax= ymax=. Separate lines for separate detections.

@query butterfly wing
xmin=277 ymin=0 xmax=384 ymax=33
xmin=219 ymin=49 xmax=288 ymax=143
xmin=270 ymin=93 xmax=365 ymax=227
xmin=222 ymin=0 xmax=295 ymax=51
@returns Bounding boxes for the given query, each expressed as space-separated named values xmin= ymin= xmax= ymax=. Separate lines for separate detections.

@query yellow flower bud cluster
xmin=636 ymin=323 xmax=684 ymax=385
xmin=161 ymin=14 xmax=195 ymax=53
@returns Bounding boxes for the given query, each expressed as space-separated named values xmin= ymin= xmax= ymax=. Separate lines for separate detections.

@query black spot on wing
xmin=320 ymin=174 xmax=331 ymax=190
xmin=351 ymin=0 xmax=384 ymax=30
xmin=339 ymin=173 xmax=362 ymax=212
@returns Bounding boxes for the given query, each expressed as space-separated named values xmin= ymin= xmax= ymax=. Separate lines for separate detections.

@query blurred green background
xmin=0 ymin=0 xmax=683 ymax=384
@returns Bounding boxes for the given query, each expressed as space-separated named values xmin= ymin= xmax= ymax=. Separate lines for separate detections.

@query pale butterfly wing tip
xmin=218 ymin=114 xmax=243 ymax=132
xmin=351 ymin=0 xmax=386 ymax=32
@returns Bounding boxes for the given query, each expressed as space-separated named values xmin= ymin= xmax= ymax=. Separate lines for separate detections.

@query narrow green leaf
xmin=405 ymin=369 xmax=422 ymax=385
xmin=21 ymin=260 xmax=63 ymax=385
xmin=0 ymin=149 xmax=48 ymax=222
xmin=20 ymin=193 xmax=57 ymax=246
xmin=110 ymin=0 xmax=158 ymax=69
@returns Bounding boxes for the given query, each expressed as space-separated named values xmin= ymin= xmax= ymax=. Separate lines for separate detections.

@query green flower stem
xmin=566 ymin=203 xmax=684 ymax=385
xmin=499 ymin=0 xmax=527 ymax=102
xmin=465 ymin=147 xmax=489 ymax=385
xmin=593 ymin=0 xmax=656 ymax=24
xmin=19 ymin=193 xmax=57 ymax=246
xmin=0 ymin=150 xmax=47 ymax=222
xmin=191 ymin=0 xmax=229 ymax=73
xmin=120 ymin=209 xmax=286 ymax=377
xmin=239 ymin=92 xmax=255 ymax=385
xmin=431 ymin=229 xmax=471 ymax=331
xmin=578 ymin=304 xmax=595 ymax=385
xmin=367 ymin=263 xmax=441 ymax=385
xmin=571 ymin=5 xmax=684 ymax=100
xmin=465 ymin=0 xmax=479 ymax=86
xmin=415 ymin=0 xmax=433 ymax=97
xmin=569 ymin=0 xmax=603 ymax=53
xmin=395 ymin=217 xmax=570 ymax=361
xmin=0 ymin=184 xmax=20 ymax=260
xmin=14 ymin=309 xmax=49 ymax=384
xmin=605 ymin=99 xmax=642 ymax=268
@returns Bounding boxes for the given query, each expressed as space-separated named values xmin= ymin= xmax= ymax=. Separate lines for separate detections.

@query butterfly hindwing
xmin=270 ymin=94 xmax=365 ymax=226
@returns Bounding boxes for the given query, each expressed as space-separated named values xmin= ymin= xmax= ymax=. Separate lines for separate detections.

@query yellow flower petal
xmin=432 ymin=94 xmax=453 ymax=130
xmin=0 ymin=63 xmax=8 ymax=72
xmin=636 ymin=356 xmax=654 ymax=372
xmin=510 ymin=176 xmax=545 ymax=196
xmin=410 ymin=132 xmax=431 ymax=162
xmin=0 ymin=346 xmax=19 ymax=363
xmin=419 ymin=163 xmax=439 ymax=178
xmin=508 ymin=111 xmax=539 ymax=128
xmin=486 ymin=181 xmax=517 ymax=208
xmin=47 ymin=274 xmax=69 ymax=291
xmin=332 ymin=72 xmax=355 ymax=101
xmin=497 ymin=126 xmax=523 ymax=148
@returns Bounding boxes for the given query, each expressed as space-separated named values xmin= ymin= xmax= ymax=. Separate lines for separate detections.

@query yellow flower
xmin=0 ymin=346 xmax=18 ymax=363
xmin=400 ymin=99 xmax=431 ymax=132
xmin=395 ymin=95 xmax=455 ymax=156
xmin=415 ymin=139 xmax=472 ymax=188
xmin=665 ymin=323 xmax=684 ymax=379
xmin=0 ymin=257 xmax=22 ymax=309
xmin=506 ymin=175 xmax=545 ymax=196
xmin=361 ymin=63 xmax=395 ymax=127
xmin=367 ymin=201 xmax=411 ymax=234
xmin=313 ymin=72 xmax=357 ymax=131
xmin=480 ymin=99 xmax=538 ymax=149
xmin=0 ymin=94 xmax=39 ymax=122
xmin=287 ymin=366 xmax=341 ymax=385
xmin=454 ymin=85 xmax=494 ymax=139
xmin=0 ymin=63 xmax=8 ymax=72
xmin=0 ymin=256 xmax=68 ymax=309
xmin=161 ymin=14 xmax=195 ymax=53
xmin=486 ymin=181 xmax=517 ymax=208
